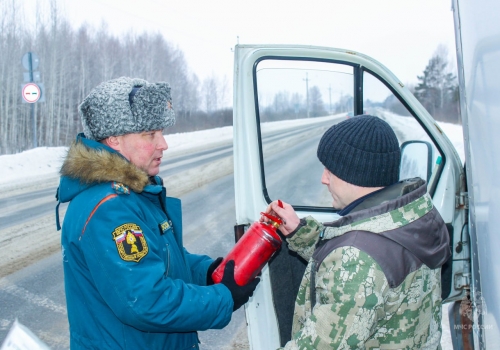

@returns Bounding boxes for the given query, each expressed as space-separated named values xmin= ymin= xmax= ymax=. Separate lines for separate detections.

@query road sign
xmin=22 ymin=52 xmax=39 ymax=71
xmin=22 ymin=83 xmax=41 ymax=103
xmin=23 ymin=71 xmax=41 ymax=82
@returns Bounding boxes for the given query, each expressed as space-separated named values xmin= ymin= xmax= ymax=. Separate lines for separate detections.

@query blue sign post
xmin=21 ymin=52 xmax=43 ymax=148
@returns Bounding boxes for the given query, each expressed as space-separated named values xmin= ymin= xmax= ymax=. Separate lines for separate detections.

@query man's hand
xmin=207 ymin=257 xmax=223 ymax=285
xmin=261 ymin=200 xmax=300 ymax=236
xmin=221 ymin=260 xmax=260 ymax=311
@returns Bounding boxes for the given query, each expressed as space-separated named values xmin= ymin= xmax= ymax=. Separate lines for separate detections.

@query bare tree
xmin=201 ymin=74 xmax=219 ymax=114
xmin=414 ymin=45 xmax=459 ymax=123
xmin=309 ymin=86 xmax=326 ymax=117
xmin=0 ymin=0 xmax=227 ymax=155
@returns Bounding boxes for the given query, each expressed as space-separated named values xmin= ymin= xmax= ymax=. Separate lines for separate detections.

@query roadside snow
xmin=0 ymin=116 xmax=464 ymax=189
xmin=0 ymin=147 xmax=68 ymax=187
xmin=0 ymin=114 xmax=346 ymax=189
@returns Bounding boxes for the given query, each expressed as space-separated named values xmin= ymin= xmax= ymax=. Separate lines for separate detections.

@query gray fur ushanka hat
xmin=79 ymin=77 xmax=175 ymax=141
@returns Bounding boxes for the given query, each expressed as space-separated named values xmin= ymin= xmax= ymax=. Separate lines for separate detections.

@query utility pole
xmin=328 ymin=85 xmax=332 ymax=114
xmin=303 ymin=73 xmax=310 ymax=118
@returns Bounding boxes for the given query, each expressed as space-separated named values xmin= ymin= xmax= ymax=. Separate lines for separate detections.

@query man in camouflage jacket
xmin=265 ymin=115 xmax=451 ymax=349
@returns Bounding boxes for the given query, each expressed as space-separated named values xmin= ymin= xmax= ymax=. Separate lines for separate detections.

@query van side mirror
xmin=399 ymin=140 xmax=432 ymax=182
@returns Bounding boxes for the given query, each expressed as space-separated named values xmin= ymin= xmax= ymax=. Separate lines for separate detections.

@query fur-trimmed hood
xmin=57 ymin=134 xmax=149 ymax=204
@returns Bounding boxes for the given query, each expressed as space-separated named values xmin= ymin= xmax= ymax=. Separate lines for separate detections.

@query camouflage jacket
xmin=282 ymin=178 xmax=451 ymax=350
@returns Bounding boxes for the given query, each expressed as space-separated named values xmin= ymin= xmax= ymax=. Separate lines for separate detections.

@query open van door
xmin=232 ymin=45 xmax=468 ymax=348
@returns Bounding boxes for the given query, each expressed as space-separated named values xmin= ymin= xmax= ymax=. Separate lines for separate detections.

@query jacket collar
xmin=59 ymin=133 xmax=150 ymax=195
xmin=325 ymin=177 xmax=427 ymax=229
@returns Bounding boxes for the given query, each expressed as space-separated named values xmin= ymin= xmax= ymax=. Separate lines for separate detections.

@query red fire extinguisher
xmin=212 ymin=202 xmax=284 ymax=286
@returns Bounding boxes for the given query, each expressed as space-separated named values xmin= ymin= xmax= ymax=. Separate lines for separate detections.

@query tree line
xmin=0 ymin=1 xmax=230 ymax=155
xmin=413 ymin=45 xmax=460 ymax=123
xmin=0 ymin=1 xmax=459 ymax=156
xmin=259 ymin=45 xmax=460 ymax=125
xmin=378 ymin=46 xmax=460 ymax=123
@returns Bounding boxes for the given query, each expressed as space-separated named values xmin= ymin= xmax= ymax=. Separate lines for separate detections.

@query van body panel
xmin=453 ymin=0 xmax=500 ymax=347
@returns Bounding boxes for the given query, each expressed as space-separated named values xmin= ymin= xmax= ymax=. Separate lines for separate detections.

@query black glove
xmin=207 ymin=257 xmax=223 ymax=285
xmin=221 ymin=260 xmax=260 ymax=311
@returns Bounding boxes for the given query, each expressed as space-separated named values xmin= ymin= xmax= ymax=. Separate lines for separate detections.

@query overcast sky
xmin=26 ymin=0 xmax=457 ymax=85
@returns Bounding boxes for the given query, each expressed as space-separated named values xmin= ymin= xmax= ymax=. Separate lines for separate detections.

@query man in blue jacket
xmin=56 ymin=77 xmax=259 ymax=349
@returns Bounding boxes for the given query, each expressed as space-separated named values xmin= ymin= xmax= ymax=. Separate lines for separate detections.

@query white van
xmin=231 ymin=0 xmax=499 ymax=348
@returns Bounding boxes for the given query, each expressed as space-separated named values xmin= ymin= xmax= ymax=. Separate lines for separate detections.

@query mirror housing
xmin=399 ymin=140 xmax=432 ymax=182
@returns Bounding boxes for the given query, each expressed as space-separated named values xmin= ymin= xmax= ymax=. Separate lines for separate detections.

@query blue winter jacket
xmin=56 ymin=134 xmax=233 ymax=349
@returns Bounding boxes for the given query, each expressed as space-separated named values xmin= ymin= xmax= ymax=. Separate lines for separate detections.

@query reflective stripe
xmin=80 ymin=194 xmax=117 ymax=239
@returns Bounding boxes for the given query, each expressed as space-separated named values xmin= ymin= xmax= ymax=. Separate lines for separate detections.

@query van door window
xmin=255 ymin=60 xmax=444 ymax=210
xmin=255 ymin=59 xmax=354 ymax=208
xmin=363 ymin=71 xmax=443 ymax=192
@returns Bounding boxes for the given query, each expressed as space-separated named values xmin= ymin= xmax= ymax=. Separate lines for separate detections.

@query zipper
xmin=310 ymin=260 xmax=317 ymax=308
xmin=164 ymin=243 xmax=170 ymax=277
xmin=310 ymin=228 xmax=326 ymax=308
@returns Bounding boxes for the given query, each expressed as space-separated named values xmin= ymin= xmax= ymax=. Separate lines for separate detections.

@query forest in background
xmin=0 ymin=1 xmax=459 ymax=156
xmin=259 ymin=45 xmax=460 ymax=125
xmin=0 ymin=0 xmax=231 ymax=155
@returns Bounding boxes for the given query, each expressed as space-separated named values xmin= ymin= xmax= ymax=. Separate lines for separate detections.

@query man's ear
xmin=102 ymin=136 xmax=121 ymax=151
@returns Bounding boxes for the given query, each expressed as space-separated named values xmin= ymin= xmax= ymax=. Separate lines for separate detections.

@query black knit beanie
xmin=317 ymin=115 xmax=401 ymax=187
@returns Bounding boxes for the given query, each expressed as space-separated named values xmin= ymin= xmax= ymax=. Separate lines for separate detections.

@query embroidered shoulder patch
xmin=112 ymin=223 xmax=148 ymax=262
xmin=112 ymin=182 xmax=130 ymax=194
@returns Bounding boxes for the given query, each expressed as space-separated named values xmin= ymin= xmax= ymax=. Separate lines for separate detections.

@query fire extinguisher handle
xmin=260 ymin=212 xmax=283 ymax=226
